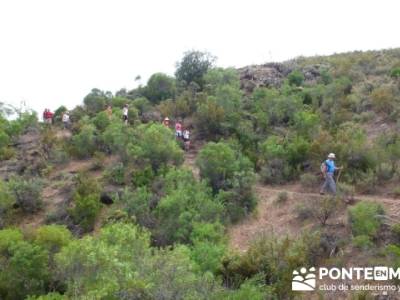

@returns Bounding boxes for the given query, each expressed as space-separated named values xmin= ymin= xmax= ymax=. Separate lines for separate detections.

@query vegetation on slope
xmin=0 ymin=48 xmax=400 ymax=299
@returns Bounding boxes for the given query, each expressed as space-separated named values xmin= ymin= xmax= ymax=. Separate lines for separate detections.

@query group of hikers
xmin=42 ymin=109 xmax=70 ymax=128
xmin=162 ymin=117 xmax=191 ymax=151
xmin=43 ymin=106 xmax=342 ymax=192
xmin=42 ymin=106 xmax=191 ymax=150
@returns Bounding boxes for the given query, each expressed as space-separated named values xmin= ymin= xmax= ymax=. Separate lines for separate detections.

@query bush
xmin=128 ymin=123 xmax=183 ymax=173
xmin=219 ymin=232 xmax=321 ymax=299
xmin=196 ymin=142 xmax=256 ymax=222
xmin=70 ymin=193 xmax=101 ymax=232
xmin=275 ymin=191 xmax=289 ymax=206
xmin=70 ymin=174 xmax=101 ymax=231
xmin=294 ymin=203 xmax=314 ymax=221
xmin=175 ymin=50 xmax=216 ymax=88
xmin=196 ymin=142 xmax=252 ymax=192
xmin=104 ymin=162 xmax=126 ymax=185
xmin=144 ymin=73 xmax=176 ymax=104
xmin=288 ymin=70 xmax=304 ymax=86
xmin=300 ymin=173 xmax=319 ymax=190
xmin=0 ymin=180 xmax=15 ymax=227
xmin=55 ymin=223 xmax=221 ymax=299
xmin=27 ymin=293 xmax=67 ymax=300
xmin=70 ymin=124 xmax=97 ymax=158
xmin=92 ymin=111 xmax=110 ymax=131
xmin=34 ymin=225 xmax=72 ymax=253
xmin=154 ymin=168 xmax=224 ymax=245
xmin=337 ymin=183 xmax=355 ymax=203
xmin=194 ymin=98 xmax=225 ymax=138
xmin=348 ymin=201 xmax=384 ymax=239
xmin=0 ymin=238 xmax=49 ymax=300
xmin=91 ymin=151 xmax=106 ymax=170
xmin=390 ymin=67 xmax=400 ymax=78
xmin=294 ymin=197 xmax=339 ymax=226
xmin=352 ymin=235 xmax=373 ymax=250
xmin=260 ymin=159 xmax=291 ymax=184
xmin=8 ymin=176 xmax=43 ymax=213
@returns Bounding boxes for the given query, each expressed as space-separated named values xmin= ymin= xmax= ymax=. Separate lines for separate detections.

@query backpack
xmin=320 ymin=161 xmax=327 ymax=174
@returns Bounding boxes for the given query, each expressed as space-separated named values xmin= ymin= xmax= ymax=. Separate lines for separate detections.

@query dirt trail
xmin=229 ymin=184 xmax=400 ymax=251
xmin=182 ymin=149 xmax=400 ymax=252
xmin=183 ymin=147 xmax=200 ymax=180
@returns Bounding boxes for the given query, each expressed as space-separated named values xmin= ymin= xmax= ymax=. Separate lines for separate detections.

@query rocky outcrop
xmin=238 ymin=61 xmax=329 ymax=94
xmin=0 ymin=126 xmax=46 ymax=180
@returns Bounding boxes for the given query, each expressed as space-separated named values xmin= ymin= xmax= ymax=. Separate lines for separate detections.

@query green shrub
xmin=8 ymin=176 xmax=43 ymax=213
xmin=194 ymin=98 xmax=225 ymax=139
xmin=390 ymin=67 xmax=400 ymax=78
xmin=73 ymin=173 xmax=100 ymax=197
xmin=219 ymin=232 xmax=321 ymax=298
xmin=196 ymin=141 xmax=252 ymax=192
xmin=0 ymin=180 xmax=15 ymax=227
xmin=27 ymin=293 xmax=67 ymax=300
xmin=300 ymin=173 xmax=319 ymax=190
xmin=375 ymin=162 xmax=394 ymax=182
xmin=0 ymin=239 xmax=49 ymax=300
xmin=348 ymin=201 xmax=384 ymax=238
xmin=260 ymin=159 xmax=291 ymax=184
xmin=175 ymin=50 xmax=216 ymax=88
xmin=119 ymin=187 xmax=153 ymax=228
xmin=294 ymin=203 xmax=314 ymax=221
xmin=154 ymin=168 xmax=224 ymax=244
xmin=288 ymin=70 xmax=304 ymax=86
xmin=391 ymin=223 xmax=400 ymax=242
xmin=104 ymin=162 xmax=125 ymax=185
xmin=34 ymin=225 xmax=72 ymax=253
xmin=352 ymin=235 xmax=373 ymax=250
xmin=55 ymin=223 xmax=221 ymax=299
xmin=144 ymin=73 xmax=176 ymax=103
xmin=128 ymin=123 xmax=183 ymax=173
xmin=337 ymin=183 xmax=355 ymax=203
xmin=131 ymin=166 xmax=155 ymax=187
xmin=275 ymin=191 xmax=289 ymax=206
xmin=92 ymin=111 xmax=110 ymax=131
xmin=196 ymin=142 xmax=256 ymax=222
xmin=132 ymin=97 xmax=152 ymax=115
xmin=49 ymin=147 xmax=70 ymax=165
xmin=70 ymin=193 xmax=101 ymax=232
xmin=70 ymin=174 xmax=101 ymax=231
xmin=91 ymin=151 xmax=106 ymax=170
xmin=70 ymin=124 xmax=97 ymax=158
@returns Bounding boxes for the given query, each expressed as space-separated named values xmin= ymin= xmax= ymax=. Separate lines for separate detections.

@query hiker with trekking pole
xmin=320 ymin=153 xmax=343 ymax=195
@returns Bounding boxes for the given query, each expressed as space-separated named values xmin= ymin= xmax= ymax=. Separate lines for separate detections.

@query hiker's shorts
xmin=322 ymin=173 xmax=336 ymax=194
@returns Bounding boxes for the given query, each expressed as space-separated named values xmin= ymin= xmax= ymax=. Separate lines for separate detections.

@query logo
xmin=292 ymin=267 xmax=316 ymax=291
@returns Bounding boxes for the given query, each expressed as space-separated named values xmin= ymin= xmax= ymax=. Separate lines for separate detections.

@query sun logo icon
xmin=292 ymin=267 xmax=316 ymax=291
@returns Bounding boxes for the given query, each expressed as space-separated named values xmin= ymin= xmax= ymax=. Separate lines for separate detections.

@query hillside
xmin=0 ymin=48 xmax=400 ymax=299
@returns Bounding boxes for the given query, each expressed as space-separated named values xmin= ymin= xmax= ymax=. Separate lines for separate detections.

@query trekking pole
xmin=336 ymin=168 xmax=342 ymax=184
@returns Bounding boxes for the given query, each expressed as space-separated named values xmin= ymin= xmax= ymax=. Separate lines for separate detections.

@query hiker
xmin=122 ymin=104 xmax=128 ymax=125
xmin=320 ymin=153 xmax=342 ymax=195
xmin=106 ymin=105 xmax=112 ymax=119
xmin=62 ymin=111 xmax=70 ymax=129
xmin=183 ymin=128 xmax=190 ymax=151
xmin=43 ymin=109 xmax=53 ymax=124
xmin=162 ymin=117 xmax=170 ymax=127
xmin=175 ymin=120 xmax=182 ymax=138
xmin=42 ymin=109 xmax=47 ymax=123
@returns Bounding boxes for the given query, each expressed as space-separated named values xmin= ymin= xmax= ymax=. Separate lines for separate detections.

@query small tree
xmin=128 ymin=123 xmax=183 ymax=173
xmin=144 ymin=73 xmax=176 ymax=104
xmin=8 ymin=176 xmax=43 ymax=213
xmin=288 ymin=70 xmax=305 ymax=86
xmin=175 ymin=50 xmax=216 ymax=88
